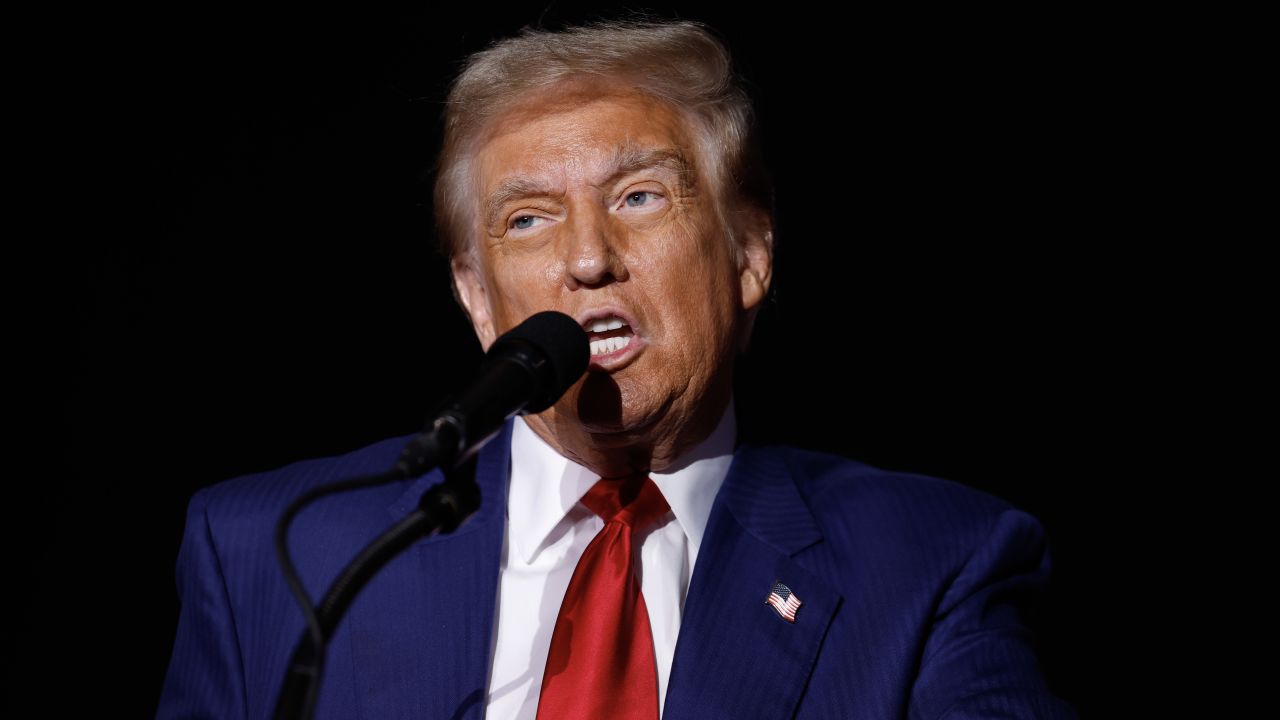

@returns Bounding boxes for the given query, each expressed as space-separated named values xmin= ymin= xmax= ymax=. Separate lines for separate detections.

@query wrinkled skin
xmin=452 ymin=78 xmax=773 ymax=478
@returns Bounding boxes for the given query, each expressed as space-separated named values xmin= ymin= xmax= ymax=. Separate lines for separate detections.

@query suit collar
xmin=720 ymin=443 xmax=823 ymax=556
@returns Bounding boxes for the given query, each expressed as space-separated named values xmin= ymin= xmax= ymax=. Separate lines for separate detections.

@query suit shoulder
xmin=751 ymin=444 xmax=1020 ymax=541
xmin=192 ymin=432 xmax=425 ymax=527
xmin=773 ymin=445 xmax=1011 ymax=509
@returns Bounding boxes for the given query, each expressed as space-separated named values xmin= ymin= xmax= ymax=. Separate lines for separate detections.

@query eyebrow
xmin=481 ymin=145 xmax=696 ymax=229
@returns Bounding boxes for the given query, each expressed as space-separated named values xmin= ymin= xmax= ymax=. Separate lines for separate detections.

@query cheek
xmin=680 ymin=222 xmax=736 ymax=300
xmin=485 ymin=261 xmax=553 ymax=326
xmin=636 ymin=222 xmax=737 ymax=336
xmin=643 ymin=214 xmax=724 ymax=279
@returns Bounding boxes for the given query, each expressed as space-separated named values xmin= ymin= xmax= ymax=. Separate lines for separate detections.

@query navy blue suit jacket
xmin=158 ymin=419 xmax=1077 ymax=719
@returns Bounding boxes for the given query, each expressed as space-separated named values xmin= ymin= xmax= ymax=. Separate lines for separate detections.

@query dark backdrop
xmin=23 ymin=3 xmax=1122 ymax=716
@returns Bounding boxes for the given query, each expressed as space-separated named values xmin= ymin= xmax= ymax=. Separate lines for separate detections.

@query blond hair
xmin=433 ymin=18 xmax=774 ymax=266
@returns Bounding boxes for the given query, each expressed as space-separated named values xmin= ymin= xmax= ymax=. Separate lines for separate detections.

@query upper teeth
xmin=587 ymin=317 xmax=626 ymax=332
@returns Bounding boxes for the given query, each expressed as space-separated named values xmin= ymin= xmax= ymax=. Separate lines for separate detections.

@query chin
xmin=575 ymin=405 xmax=663 ymax=441
xmin=549 ymin=378 xmax=661 ymax=439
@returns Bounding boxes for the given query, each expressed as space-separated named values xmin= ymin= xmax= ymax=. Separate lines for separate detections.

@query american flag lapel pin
xmin=765 ymin=580 xmax=802 ymax=623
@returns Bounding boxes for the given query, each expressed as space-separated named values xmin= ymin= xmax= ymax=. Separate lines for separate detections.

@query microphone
xmin=397 ymin=310 xmax=589 ymax=477
xmin=274 ymin=312 xmax=586 ymax=720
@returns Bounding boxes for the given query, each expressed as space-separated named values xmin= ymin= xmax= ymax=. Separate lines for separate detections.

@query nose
xmin=561 ymin=205 xmax=629 ymax=290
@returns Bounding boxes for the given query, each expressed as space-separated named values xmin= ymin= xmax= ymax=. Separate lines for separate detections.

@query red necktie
xmin=535 ymin=475 xmax=671 ymax=720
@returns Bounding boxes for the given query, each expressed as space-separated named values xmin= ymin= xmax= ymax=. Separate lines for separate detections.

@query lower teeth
xmin=591 ymin=336 xmax=630 ymax=356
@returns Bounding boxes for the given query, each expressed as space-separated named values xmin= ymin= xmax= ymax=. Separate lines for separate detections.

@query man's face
xmin=453 ymin=81 xmax=769 ymax=452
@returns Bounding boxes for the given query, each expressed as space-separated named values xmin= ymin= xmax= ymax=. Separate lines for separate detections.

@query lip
xmin=575 ymin=305 xmax=646 ymax=372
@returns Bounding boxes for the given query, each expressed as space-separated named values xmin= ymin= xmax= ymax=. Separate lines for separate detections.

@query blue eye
xmin=625 ymin=191 xmax=654 ymax=207
xmin=512 ymin=215 xmax=538 ymax=230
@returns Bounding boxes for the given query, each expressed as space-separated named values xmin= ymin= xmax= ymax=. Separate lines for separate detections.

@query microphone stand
xmin=272 ymin=420 xmax=480 ymax=720
xmin=270 ymin=309 xmax=588 ymax=720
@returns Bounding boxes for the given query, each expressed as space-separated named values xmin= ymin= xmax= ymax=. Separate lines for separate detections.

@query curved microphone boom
xmin=274 ymin=310 xmax=587 ymax=720
xmin=397 ymin=310 xmax=590 ymax=478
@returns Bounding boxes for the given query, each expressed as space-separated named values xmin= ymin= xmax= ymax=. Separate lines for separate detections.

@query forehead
xmin=472 ymin=85 xmax=701 ymax=194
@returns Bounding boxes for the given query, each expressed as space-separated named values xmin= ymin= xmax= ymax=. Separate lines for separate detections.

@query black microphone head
xmin=488 ymin=310 xmax=589 ymax=413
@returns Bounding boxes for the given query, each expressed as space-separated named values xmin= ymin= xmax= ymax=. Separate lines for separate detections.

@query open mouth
xmin=585 ymin=316 xmax=635 ymax=358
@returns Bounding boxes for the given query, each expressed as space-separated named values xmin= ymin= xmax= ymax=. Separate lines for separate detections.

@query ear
xmin=736 ymin=207 xmax=774 ymax=350
xmin=451 ymin=257 xmax=498 ymax=351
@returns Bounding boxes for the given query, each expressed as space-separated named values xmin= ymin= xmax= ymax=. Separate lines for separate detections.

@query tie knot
xmin=580 ymin=476 xmax=670 ymax=531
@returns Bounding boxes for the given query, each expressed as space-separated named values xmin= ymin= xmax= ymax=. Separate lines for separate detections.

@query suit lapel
xmin=664 ymin=446 xmax=842 ymax=720
xmin=349 ymin=421 xmax=511 ymax=719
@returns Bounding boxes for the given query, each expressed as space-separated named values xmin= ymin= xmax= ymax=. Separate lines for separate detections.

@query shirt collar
xmin=507 ymin=397 xmax=737 ymax=565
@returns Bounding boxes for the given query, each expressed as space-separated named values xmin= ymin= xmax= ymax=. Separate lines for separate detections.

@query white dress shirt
xmin=483 ymin=400 xmax=737 ymax=720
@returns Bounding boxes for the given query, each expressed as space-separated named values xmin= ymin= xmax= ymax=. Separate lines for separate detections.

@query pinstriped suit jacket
xmin=158 ymin=418 xmax=1077 ymax=719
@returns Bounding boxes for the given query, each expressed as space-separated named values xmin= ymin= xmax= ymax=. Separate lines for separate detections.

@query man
xmin=159 ymin=19 xmax=1076 ymax=719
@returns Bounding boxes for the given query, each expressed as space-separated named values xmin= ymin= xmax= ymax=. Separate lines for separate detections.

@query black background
xmin=20 ymin=2 xmax=1132 ymax=715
